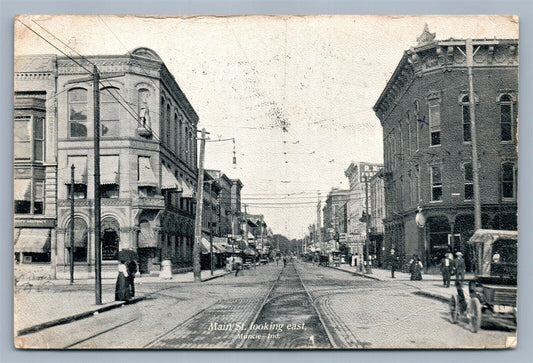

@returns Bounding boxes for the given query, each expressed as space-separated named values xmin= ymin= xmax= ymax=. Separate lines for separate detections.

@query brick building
xmin=373 ymin=28 xmax=518 ymax=271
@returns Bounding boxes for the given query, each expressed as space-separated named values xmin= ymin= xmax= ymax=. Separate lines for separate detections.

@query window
xmin=429 ymin=104 xmax=441 ymax=146
xmin=407 ymin=111 xmax=412 ymax=156
xmin=166 ymin=104 xmax=171 ymax=147
xmin=461 ymin=95 xmax=471 ymax=142
xmin=101 ymin=185 xmax=119 ymax=198
xmin=430 ymin=165 xmax=442 ymax=201
xmin=66 ymin=218 xmax=88 ymax=262
xmin=414 ymin=100 xmax=420 ymax=151
xmin=500 ymin=94 xmax=513 ymax=141
xmin=66 ymin=184 xmax=87 ymax=199
xmin=14 ymin=117 xmax=31 ymax=160
xmin=101 ymin=87 xmax=120 ymax=137
xmin=15 ymin=115 xmax=45 ymax=162
xmin=464 ymin=163 xmax=473 ymax=200
xmin=160 ymin=97 xmax=166 ymax=145
xmin=68 ymin=88 xmax=88 ymax=138
xmin=174 ymin=113 xmax=179 ymax=155
xmin=502 ymin=162 xmax=515 ymax=199
xmin=14 ymin=179 xmax=44 ymax=214
xmin=138 ymin=89 xmax=151 ymax=128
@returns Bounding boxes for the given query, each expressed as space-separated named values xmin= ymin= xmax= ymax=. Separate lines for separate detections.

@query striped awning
xmin=14 ymin=179 xmax=31 ymax=201
xmin=180 ymin=180 xmax=195 ymax=198
xmin=161 ymin=165 xmax=181 ymax=190
xmin=14 ymin=228 xmax=51 ymax=253
xmin=101 ymin=155 xmax=120 ymax=185
xmin=138 ymin=157 xmax=158 ymax=187
xmin=66 ymin=156 xmax=87 ymax=184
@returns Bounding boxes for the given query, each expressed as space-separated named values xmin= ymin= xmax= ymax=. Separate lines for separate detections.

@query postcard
xmin=13 ymin=14 xmax=518 ymax=349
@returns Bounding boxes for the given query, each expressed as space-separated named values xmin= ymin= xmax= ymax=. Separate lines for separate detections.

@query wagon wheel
xmin=469 ymin=297 xmax=482 ymax=333
xmin=449 ymin=295 xmax=459 ymax=324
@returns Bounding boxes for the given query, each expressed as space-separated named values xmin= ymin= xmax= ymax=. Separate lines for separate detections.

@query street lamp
xmin=362 ymin=171 xmax=372 ymax=274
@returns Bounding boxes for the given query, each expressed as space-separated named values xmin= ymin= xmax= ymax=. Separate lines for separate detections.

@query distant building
xmin=373 ymin=28 xmax=518 ymax=270
xmin=369 ymin=168 xmax=385 ymax=266
xmin=344 ymin=162 xmax=383 ymax=256
xmin=322 ymin=188 xmax=350 ymax=244
xmin=14 ymin=48 xmax=200 ymax=276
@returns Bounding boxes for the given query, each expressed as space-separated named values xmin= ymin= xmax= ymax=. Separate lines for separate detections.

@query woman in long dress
xmin=115 ymin=260 xmax=131 ymax=301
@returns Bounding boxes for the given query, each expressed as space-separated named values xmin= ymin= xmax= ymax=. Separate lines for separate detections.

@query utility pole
xmin=244 ymin=204 xmax=248 ymax=245
xmin=364 ymin=175 xmax=372 ymax=274
xmin=64 ymin=66 xmax=122 ymax=304
xmin=208 ymin=180 xmax=214 ymax=276
xmin=316 ymin=192 xmax=322 ymax=253
xmin=193 ymin=128 xmax=208 ymax=282
xmin=70 ymin=164 xmax=75 ymax=284
xmin=466 ymin=39 xmax=482 ymax=231
xmin=92 ymin=65 xmax=102 ymax=305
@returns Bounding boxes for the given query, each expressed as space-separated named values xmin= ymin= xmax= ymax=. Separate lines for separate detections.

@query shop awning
xmin=14 ymin=179 xmax=31 ymax=201
xmin=66 ymin=156 xmax=87 ymax=184
xmin=138 ymin=221 xmax=157 ymax=248
xmin=100 ymin=155 xmax=120 ymax=185
xmin=468 ymin=229 xmax=518 ymax=245
xmin=138 ymin=157 xmax=158 ymax=187
xmin=180 ymin=180 xmax=195 ymax=198
xmin=14 ymin=228 xmax=50 ymax=253
xmin=201 ymin=235 xmax=224 ymax=254
xmin=161 ymin=165 xmax=182 ymax=190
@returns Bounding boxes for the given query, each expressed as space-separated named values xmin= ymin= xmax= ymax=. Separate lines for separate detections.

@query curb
xmin=412 ymin=290 xmax=450 ymax=303
xmin=201 ymin=271 xmax=231 ymax=282
xmin=16 ymin=295 xmax=147 ymax=337
xmin=327 ymin=265 xmax=382 ymax=281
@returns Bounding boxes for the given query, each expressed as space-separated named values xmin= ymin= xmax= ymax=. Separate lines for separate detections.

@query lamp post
xmin=363 ymin=172 xmax=372 ymax=274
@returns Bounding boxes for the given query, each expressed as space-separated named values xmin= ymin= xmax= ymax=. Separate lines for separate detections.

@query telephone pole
xmin=70 ymin=164 xmax=75 ymax=284
xmin=193 ymin=128 xmax=208 ymax=282
xmin=466 ymin=39 xmax=482 ymax=231
xmin=93 ymin=65 xmax=102 ymax=304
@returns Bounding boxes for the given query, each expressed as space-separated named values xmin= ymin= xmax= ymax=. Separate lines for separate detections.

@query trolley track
xmin=243 ymin=261 xmax=335 ymax=349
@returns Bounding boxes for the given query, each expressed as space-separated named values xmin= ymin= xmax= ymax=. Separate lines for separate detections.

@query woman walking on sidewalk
xmin=115 ymin=260 xmax=131 ymax=301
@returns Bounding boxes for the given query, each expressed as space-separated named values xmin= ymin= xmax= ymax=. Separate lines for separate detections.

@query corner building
xmin=15 ymin=48 xmax=200 ymax=276
xmin=373 ymin=30 xmax=518 ymax=271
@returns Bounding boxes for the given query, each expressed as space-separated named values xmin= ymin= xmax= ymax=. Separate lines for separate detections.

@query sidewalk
xmin=14 ymin=268 xmax=230 ymax=337
xmin=328 ymin=263 xmax=473 ymax=303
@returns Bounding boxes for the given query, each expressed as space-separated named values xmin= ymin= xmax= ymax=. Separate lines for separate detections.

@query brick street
xmin=16 ymin=260 xmax=514 ymax=349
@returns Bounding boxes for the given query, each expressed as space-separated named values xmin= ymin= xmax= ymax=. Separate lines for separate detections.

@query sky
xmin=14 ymin=15 xmax=519 ymax=239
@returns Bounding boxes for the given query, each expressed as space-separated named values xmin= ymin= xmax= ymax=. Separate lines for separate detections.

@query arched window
xmin=499 ymin=94 xmax=513 ymax=141
xmin=166 ymin=104 xmax=171 ymax=146
xmin=461 ymin=95 xmax=471 ymax=142
xmin=160 ymin=97 xmax=166 ymax=144
xmin=68 ymin=88 xmax=88 ymax=138
xmin=101 ymin=87 xmax=120 ymax=137
xmin=174 ymin=113 xmax=179 ymax=155
xmin=66 ymin=217 xmax=88 ymax=262
xmin=138 ymin=88 xmax=151 ymax=128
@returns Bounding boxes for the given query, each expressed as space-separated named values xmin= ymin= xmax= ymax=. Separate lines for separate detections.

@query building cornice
xmin=373 ymin=38 xmax=518 ymax=124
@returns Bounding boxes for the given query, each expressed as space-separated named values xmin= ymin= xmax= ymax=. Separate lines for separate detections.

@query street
xmin=18 ymin=260 xmax=514 ymax=349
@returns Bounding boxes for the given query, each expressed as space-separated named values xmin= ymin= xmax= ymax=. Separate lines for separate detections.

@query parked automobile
xmin=449 ymin=229 xmax=517 ymax=333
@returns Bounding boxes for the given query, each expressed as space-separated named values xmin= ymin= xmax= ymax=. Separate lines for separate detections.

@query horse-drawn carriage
xmin=449 ymin=229 xmax=517 ymax=333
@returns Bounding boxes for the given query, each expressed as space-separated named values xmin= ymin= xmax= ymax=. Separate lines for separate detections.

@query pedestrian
xmin=409 ymin=255 xmax=417 ymax=280
xmin=453 ymin=252 xmax=466 ymax=284
xmin=283 ymin=256 xmax=287 ymax=267
xmin=127 ymin=260 xmax=137 ymax=297
xmin=234 ymin=259 xmax=242 ymax=277
xmin=115 ymin=259 xmax=131 ymax=301
xmin=440 ymin=254 xmax=452 ymax=288
xmin=390 ymin=250 xmax=398 ymax=278
xmin=410 ymin=255 xmax=423 ymax=281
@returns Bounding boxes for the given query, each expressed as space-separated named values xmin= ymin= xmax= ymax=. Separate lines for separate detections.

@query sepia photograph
xmin=12 ymin=14 xmax=519 ymax=350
